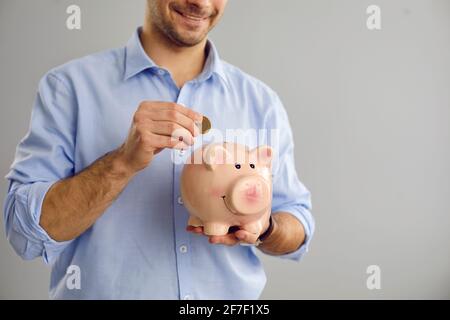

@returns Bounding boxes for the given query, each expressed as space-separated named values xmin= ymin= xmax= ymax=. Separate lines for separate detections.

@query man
xmin=3 ymin=0 xmax=314 ymax=299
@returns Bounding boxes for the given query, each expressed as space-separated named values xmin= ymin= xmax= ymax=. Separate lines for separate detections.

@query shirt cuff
xmin=270 ymin=205 xmax=314 ymax=261
xmin=11 ymin=181 xmax=72 ymax=264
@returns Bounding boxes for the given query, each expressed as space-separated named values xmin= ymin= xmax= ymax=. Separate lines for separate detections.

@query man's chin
xmin=170 ymin=32 xmax=207 ymax=47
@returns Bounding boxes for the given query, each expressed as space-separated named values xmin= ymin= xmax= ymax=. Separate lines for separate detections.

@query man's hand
xmin=117 ymin=101 xmax=203 ymax=174
xmin=40 ymin=101 xmax=202 ymax=241
xmin=186 ymin=212 xmax=306 ymax=255
xmin=186 ymin=217 xmax=271 ymax=246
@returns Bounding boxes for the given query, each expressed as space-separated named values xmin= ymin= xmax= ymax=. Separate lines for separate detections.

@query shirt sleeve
xmin=3 ymin=71 xmax=76 ymax=264
xmin=264 ymin=91 xmax=315 ymax=261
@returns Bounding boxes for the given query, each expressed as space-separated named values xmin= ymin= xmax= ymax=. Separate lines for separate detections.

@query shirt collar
xmin=124 ymin=27 xmax=158 ymax=80
xmin=124 ymin=27 xmax=228 ymax=86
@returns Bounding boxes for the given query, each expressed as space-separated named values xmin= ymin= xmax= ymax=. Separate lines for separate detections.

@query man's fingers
xmin=150 ymin=121 xmax=194 ymax=145
xmin=150 ymin=109 xmax=200 ymax=137
xmin=148 ymin=132 xmax=189 ymax=150
xmin=186 ymin=227 xmax=238 ymax=245
xmin=139 ymin=101 xmax=202 ymax=137
xmin=186 ymin=226 xmax=203 ymax=234
xmin=209 ymin=234 xmax=240 ymax=246
xmin=185 ymin=224 xmax=257 ymax=246
xmin=140 ymin=101 xmax=202 ymax=120
xmin=185 ymin=226 xmax=259 ymax=246
xmin=235 ymin=230 xmax=259 ymax=244
xmin=161 ymin=102 xmax=203 ymax=123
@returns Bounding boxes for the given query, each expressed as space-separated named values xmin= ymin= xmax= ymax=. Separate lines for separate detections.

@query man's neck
xmin=140 ymin=25 xmax=207 ymax=88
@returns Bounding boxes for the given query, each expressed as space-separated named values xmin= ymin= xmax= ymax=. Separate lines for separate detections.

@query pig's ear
xmin=250 ymin=145 xmax=273 ymax=167
xmin=203 ymin=144 xmax=231 ymax=171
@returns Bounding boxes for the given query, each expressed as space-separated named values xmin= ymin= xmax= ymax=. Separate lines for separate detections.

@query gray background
xmin=1 ymin=0 xmax=449 ymax=299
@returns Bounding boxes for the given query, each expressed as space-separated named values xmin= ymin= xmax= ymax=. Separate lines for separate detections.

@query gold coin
xmin=200 ymin=116 xmax=211 ymax=134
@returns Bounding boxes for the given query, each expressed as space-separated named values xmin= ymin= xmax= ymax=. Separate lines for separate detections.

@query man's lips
xmin=173 ymin=8 xmax=209 ymax=22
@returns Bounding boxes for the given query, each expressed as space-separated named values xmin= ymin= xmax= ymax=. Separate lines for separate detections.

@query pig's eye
xmin=235 ymin=164 xmax=241 ymax=169
xmin=250 ymin=163 xmax=255 ymax=169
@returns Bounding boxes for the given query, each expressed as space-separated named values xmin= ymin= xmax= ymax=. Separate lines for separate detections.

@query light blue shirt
xmin=3 ymin=27 xmax=314 ymax=299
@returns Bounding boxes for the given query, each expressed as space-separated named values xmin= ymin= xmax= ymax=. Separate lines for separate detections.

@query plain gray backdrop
xmin=1 ymin=0 xmax=449 ymax=299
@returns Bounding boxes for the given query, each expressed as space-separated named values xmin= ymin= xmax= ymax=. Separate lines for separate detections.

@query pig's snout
xmin=245 ymin=185 xmax=261 ymax=201
xmin=225 ymin=176 xmax=271 ymax=215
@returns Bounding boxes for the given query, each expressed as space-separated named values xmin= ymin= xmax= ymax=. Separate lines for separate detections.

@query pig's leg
xmin=188 ymin=215 xmax=203 ymax=227
xmin=203 ymin=223 xmax=229 ymax=236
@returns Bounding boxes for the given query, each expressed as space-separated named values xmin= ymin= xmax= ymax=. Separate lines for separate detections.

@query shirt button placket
xmin=174 ymin=86 xmax=194 ymax=300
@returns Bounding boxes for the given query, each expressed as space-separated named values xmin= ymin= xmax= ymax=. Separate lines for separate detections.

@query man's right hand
xmin=39 ymin=101 xmax=202 ymax=241
xmin=117 ymin=101 xmax=203 ymax=174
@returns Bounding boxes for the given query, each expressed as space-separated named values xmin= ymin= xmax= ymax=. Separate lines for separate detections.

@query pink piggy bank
xmin=180 ymin=142 xmax=273 ymax=236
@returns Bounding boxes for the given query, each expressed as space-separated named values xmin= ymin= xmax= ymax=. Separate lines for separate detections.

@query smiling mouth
xmin=221 ymin=195 xmax=248 ymax=216
xmin=173 ymin=8 xmax=209 ymax=21
xmin=221 ymin=195 xmax=235 ymax=214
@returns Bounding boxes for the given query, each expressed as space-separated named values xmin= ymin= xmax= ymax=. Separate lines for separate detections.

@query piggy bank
xmin=180 ymin=142 xmax=273 ymax=236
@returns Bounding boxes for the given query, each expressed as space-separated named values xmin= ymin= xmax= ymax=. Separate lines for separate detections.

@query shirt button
xmin=177 ymin=196 xmax=184 ymax=205
xmin=179 ymin=149 xmax=185 ymax=156
xmin=157 ymin=69 xmax=165 ymax=75
xmin=183 ymin=294 xmax=192 ymax=300
xmin=179 ymin=245 xmax=188 ymax=253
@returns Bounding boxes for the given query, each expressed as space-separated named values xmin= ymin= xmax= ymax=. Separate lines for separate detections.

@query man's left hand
xmin=186 ymin=221 xmax=269 ymax=246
